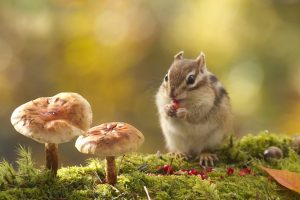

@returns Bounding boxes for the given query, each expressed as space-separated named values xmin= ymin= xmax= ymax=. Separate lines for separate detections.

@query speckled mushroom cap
xmin=11 ymin=92 xmax=93 ymax=144
xmin=75 ymin=122 xmax=144 ymax=156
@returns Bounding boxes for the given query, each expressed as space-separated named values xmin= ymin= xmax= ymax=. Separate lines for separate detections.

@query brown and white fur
xmin=155 ymin=51 xmax=232 ymax=166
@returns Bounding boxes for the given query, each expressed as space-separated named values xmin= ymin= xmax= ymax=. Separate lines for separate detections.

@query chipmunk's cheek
xmin=176 ymin=93 xmax=187 ymax=102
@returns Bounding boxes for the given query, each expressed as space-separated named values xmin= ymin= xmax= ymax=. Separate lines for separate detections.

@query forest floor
xmin=1 ymin=132 xmax=300 ymax=200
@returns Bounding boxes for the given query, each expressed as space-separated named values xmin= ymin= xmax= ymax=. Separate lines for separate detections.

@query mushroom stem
xmin=105 ymin=156 xmax=117 ymax=185
xmin=45 ymin=143 xmax=58 ymax=175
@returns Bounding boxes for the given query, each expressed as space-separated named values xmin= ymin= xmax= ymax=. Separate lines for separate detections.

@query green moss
xmin=1 ymin=133 xmax=300 ymax=199
xmin=217 ymin=132 xmax=292 ymax=164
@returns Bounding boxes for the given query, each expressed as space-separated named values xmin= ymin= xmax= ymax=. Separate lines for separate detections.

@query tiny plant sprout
xmin=11 ymin=92 xmax=92 ymax=175
xmin=75 ymin=122 xmax=144 ymax=185
xmin=263 ymin=146 xmax=283 ymax=160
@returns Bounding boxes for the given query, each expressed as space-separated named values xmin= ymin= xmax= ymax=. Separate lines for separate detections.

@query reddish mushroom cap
xmin=11 ymin=92 xmax=92 ymax=144
xmin=75 ymin=122 xmax=144 ymax=156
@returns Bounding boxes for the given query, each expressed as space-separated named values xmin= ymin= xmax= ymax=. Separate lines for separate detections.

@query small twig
xmin=112 ymin=194 xmax=124 ymax=200
xmin=156 ymin=150 xmax=162 ymax=159
xmin=93 ymin=161 xmax=102 ymax=183
xmin=156 ymin=150 xmax=166 ymax=161
xmin=94 ymin=171 xmax=102 ymax=183
xmin=110 ymin=184 xmax=120 ymax=193
xmin=166 ymin=158 xmax=174 ymax=175
xmin=137 ymin=163 xmax=149 ymax=172
xmin=117 ymin=155 xmax=125 ymax=176
xmin=144 ymin=186 xmax=151 ymax=200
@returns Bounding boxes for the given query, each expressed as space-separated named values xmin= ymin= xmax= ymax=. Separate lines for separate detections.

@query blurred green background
xmin=1 ymin=0 xmax=300 ymax=166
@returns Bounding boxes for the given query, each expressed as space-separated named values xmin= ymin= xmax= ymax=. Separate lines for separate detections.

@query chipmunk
xmin=155 ymin=51 xmax=232 ymax=166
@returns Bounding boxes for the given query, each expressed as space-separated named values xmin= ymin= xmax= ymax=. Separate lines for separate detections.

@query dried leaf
xmin=261 ymin=166 xmax=300 ymax=193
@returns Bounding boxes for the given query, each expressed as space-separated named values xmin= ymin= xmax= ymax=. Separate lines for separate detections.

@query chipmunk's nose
xmin=169 ymin=86 xmax=176 ymax=98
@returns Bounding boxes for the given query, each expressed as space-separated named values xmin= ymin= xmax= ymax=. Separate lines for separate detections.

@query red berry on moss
xmin=188 ymin=169 xmax=198 ymax=175
xmin=227 ymin=167 xmax=234 ymax=176
xmin=239 ymin=168 xmax=251 ymax=176
xmin=163 ymin=164 xmax=174 ymax=174
xmin=198 ymin=172 xmax=208 ymax=180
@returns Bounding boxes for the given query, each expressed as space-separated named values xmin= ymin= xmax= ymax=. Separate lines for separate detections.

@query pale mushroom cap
xmin=11 ymin=92 xmax=93 ymax=144
xmin=75 ymin=122 xmax=145 ymax=156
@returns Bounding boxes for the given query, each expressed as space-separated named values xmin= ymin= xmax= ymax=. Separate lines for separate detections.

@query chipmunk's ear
xmin=174 ymin=51 xmax=184 ymax=60
xmin=196 ymin=52 xmax=206 ymax=72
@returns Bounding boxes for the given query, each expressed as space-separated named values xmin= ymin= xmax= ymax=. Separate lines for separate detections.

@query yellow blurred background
xmin=1 ymin=0 xmax=300 ymax=166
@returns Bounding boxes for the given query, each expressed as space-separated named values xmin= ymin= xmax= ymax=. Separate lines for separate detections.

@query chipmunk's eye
xmin=164 ymin=74 xmax=168 ymax=82
xmin=187 ymin=75 xmax=195 ymax=85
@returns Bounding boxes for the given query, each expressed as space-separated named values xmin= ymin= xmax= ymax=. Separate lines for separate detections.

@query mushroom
xmin=11 ymin=92 xmax=92 ymax=175
xmin=75 ymin=122 xmax=144 ymax=185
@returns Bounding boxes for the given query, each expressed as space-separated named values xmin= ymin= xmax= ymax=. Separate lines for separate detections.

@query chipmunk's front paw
xmin=164 ymin=104 xmax=177 ymax=117
xmin=176 ymin=108 xmax=188 ymax=119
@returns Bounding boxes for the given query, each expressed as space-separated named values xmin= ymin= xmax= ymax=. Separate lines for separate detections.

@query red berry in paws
xmin=171 ymin=99 xmax=180 ymax=109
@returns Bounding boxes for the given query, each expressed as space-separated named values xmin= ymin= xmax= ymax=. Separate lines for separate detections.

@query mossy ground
xmin=1 ymin=132 xmax=300 ymax=200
